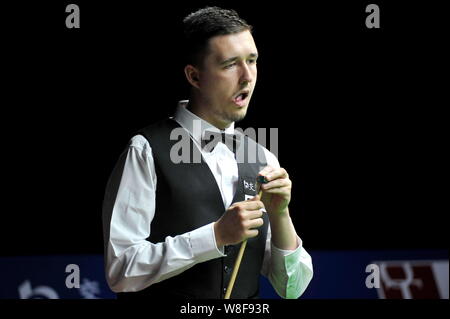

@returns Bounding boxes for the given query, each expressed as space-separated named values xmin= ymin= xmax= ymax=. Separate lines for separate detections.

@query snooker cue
xmin=224 ymin=176 xmax=267 ymax=299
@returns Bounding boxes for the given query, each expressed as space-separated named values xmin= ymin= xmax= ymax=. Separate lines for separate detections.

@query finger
xmin=230 ymin=196 xmax=259 ymax=209
xmin=264 ymin=167 xmax=288 ymax=182
xmin=246 ymin=209 xmax=264 ymax=220
xmin=258 ymin=166 xmax=276 ymax=179
xmin=261 ymin=179 xmax=291 ymax=190
xmin=239 ymin=200 xmax=264 ymax=211
xmin=246 ymin=217 xmax=264 ymax=229
xmin=258 ymin=165 xmax=275 ymax=175
xmin=245 ymin=229 xmax=259 ymax=239
xmin=262 ymin=186 xmax=291 ymax=195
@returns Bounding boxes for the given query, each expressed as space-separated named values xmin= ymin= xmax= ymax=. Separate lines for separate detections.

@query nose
xmin=239 ymin=62 xmax=254 ymax=86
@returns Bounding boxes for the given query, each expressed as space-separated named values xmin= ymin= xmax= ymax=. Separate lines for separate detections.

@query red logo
xmin=374 ymin=260 xmax=448 ymax=299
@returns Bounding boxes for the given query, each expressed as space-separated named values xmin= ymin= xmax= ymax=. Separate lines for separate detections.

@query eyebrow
xmin=220 ymin=53 xmax=258 ymax=65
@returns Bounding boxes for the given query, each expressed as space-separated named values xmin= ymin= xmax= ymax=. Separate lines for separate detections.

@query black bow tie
xmin=201 ymin=130 xmax=241 ymax=153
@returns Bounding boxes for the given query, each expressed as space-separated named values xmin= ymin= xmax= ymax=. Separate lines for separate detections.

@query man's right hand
xmin=214 ymin=195 xmax=265 ymax=247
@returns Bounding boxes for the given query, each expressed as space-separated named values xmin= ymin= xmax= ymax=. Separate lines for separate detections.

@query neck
xmin=187 ymin=95 xmax=231 ymax=130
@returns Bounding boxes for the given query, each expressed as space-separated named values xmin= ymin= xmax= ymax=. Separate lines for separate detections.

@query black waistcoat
xmin=117 ymin=118 xmax=268 ymax=299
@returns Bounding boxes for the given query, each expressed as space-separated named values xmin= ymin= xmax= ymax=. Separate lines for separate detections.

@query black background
xmin=1 ymin=0 xmax=447 ymax=256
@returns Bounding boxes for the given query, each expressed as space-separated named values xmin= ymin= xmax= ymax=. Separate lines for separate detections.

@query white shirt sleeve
xmin=102 ymin=135 xmax=225 ymax=293
xmin=260 ymin=148 xmax=314 ymax=299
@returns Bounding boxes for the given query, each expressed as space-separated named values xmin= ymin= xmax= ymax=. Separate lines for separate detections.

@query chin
xmin=230 ymin=109 xmax=248 ymax=123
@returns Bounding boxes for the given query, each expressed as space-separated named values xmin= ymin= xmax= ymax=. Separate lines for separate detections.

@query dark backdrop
xmin=2 ymin=0 xmax=446 ymax=256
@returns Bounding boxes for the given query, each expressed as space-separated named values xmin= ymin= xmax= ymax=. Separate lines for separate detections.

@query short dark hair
xmin=183 ymin=6 xmax=252 ymax=67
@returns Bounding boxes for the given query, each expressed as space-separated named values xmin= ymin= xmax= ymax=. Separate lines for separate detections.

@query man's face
xmin=196 ymin=30 xmax=258 ymax=128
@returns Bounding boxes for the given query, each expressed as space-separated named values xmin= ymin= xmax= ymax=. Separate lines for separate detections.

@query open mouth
xmin=233 ymin=91 xmax=250 ymax=106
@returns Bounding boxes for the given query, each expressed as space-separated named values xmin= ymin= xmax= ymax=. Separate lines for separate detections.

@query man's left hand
xmin=258 ymin=166 xmax=292 ymax=216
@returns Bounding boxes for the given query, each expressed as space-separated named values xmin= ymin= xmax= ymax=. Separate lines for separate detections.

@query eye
xmin=247 ymin=59 xmax=257 ymax=65
xmin=224 ymin=63 xmax=236 ymax=69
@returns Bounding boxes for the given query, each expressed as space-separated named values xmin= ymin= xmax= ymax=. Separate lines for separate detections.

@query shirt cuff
xmin=189 ymin=222 xmax=226 ymax=264
xmin=270 ymin=236 xmax=313 ymax=299
xmin=271 ymin=236 xmax=303 ymax=257
xmin=270 ymin=236 xmax=302 ymax=280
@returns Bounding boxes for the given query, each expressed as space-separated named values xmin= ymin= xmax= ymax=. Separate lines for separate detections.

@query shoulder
xmin=129 ymin=134 xmax=150 ymax=149
xmin=128 ymin=135 xmax=153 ymax=160
xmin=137 ymin=118 xmax=180 ymax=139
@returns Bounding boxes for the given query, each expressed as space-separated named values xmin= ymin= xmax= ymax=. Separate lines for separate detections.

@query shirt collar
xmin=173 ymin=100 xmax=235 ymax=145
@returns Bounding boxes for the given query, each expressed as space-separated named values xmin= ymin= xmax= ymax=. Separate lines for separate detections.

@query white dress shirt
xmin=102 ymin=101 xmax=313 ymax=298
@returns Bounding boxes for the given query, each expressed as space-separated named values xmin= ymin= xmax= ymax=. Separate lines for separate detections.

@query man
xmin=102 ymin=6 xmax=313 ymax=299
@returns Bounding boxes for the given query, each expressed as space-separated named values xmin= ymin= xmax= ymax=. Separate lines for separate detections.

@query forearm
xmin=106 ymin=223 xmax=224 ymax=292
xmin=267 ymin=208 xmax=298 ymax=251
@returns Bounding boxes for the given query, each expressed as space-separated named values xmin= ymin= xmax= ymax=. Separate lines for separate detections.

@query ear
xmin=184 ymin=64 xmax=201 ymax=89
